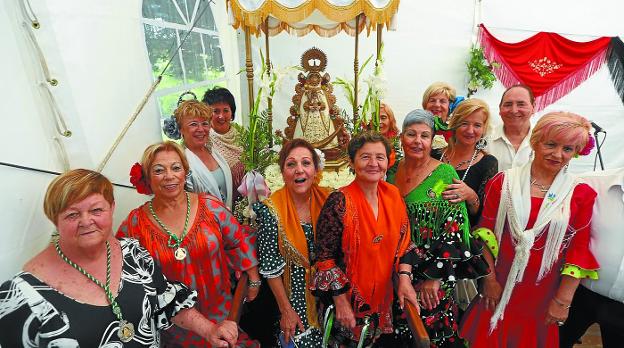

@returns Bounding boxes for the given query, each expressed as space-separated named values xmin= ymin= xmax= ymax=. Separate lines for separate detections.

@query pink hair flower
xmin=578 ymin=133 xmax=595 ymax=156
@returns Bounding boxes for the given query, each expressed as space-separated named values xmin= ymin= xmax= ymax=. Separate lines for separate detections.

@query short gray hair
xmin=402 ymin=109 xmax=435 ymax=133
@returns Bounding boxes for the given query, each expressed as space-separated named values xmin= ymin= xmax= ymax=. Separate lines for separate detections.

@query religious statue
xmin=283 ymin=48 xmax=349 ymax=167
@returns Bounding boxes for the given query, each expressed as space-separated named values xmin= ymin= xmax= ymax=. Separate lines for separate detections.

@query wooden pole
xmin=265 ymin=18 xmax=273 ymax=146
xmin=353 ymin=14 xmax=360 ymax=124
xmin=244 ymin=28 xmax=254 ymax=115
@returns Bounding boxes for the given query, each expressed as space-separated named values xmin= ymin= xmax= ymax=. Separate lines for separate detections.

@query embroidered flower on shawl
xmin=130 ymin=162 xmax=152 ymax=195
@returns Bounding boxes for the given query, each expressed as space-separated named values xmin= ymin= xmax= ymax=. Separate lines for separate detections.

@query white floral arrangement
xmin=432 ymin=134 xmax=448 ymax=150
xmin=264 ymin=163 xmax=355 ymax=193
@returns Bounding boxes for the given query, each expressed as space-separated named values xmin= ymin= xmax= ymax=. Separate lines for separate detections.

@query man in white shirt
xmin=560 ymin=168 xmax=624 ymax=348
xmin=486 ymin=85 xmax=535 ymax=171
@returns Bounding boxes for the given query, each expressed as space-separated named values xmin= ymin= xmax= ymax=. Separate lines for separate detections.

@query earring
xmin=475 ymin=137 xmax=487 ymax=150
xmin=563 ymin=164 xmax=569 ymax=173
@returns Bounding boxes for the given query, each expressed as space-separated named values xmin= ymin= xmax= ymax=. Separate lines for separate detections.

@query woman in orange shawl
xmin=252 ymin=139 xmax=331 ymax=347
xmin=312 ymin=132 xmax=419 ymax=347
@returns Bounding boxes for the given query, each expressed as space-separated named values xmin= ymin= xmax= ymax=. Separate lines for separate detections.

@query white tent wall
xmin=0 ymin=0 xmax=623 ymax=280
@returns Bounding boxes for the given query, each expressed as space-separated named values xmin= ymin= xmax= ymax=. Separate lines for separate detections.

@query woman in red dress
xmin=118 ymin=141 xmax=261 ymax=347
xmin=459 ymin=112 xmax=599 ymax=347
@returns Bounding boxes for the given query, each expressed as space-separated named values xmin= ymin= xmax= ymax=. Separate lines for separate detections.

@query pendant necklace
xmin=530 ymin=177 xmax=551 ymax=193
xmin=149 ymin=192 xmax=191 ymax=261
xmin=55 ymin=240 xmax=135 ymax=342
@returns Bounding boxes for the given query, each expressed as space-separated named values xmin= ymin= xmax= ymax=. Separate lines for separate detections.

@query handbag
xmin=454 ymin=279 xmax=478 ymax=311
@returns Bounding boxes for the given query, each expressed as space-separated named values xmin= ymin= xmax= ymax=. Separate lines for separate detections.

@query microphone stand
xmin=594 ymin=129 xmax=605 ymax=171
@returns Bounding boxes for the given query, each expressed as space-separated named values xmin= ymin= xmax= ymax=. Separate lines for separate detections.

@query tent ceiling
xmin=228 ymin=0 xmax=399 ymax=36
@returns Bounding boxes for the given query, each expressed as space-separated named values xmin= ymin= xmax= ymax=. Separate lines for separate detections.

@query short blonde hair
xmin=43 ymin=169 xmax=114 ymax=224
xmin=530 ymin=112 xmax=591 ymax=153
xmin=140 ymin=141 xmax=190 ymax=180
xmin=380 ymin=102 xmax=399 ymax=136
xmin=174 ymin=100 xmax=212 ymax=125
xmin=421 ymin=82 xmax=457 ymax=109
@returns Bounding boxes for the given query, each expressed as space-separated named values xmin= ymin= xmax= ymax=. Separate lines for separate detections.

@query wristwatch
xmin=398 ymin=271 xmax=413 ymax=281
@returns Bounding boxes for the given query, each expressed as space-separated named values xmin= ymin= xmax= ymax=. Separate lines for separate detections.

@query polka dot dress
xmin=254 ymin=203 xmax=323 ymax=347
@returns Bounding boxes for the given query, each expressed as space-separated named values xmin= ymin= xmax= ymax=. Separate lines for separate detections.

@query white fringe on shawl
xmin=489 ymin=160 xmax=577 ymax=332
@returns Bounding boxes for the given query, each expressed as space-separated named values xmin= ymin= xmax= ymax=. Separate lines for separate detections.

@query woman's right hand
xmin=333 ymin=294 xmax=356 ymax=329
xmin=481 ymin=275 xmax=502 ymax=311
xmin=280 ymin=306 xmax=305 ymax=344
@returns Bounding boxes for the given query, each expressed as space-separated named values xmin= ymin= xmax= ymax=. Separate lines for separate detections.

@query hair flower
xmin=578 ymin=133 xmax=595 ymax=156
xmin=163 ymin=115 xmax=181 ymax=140
xmin=129 ymin=162 xmax=152 ymax=195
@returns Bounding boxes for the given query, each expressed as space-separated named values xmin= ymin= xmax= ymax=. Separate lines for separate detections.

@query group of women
xmin=0 ymin=83 xmax=599 ymax=348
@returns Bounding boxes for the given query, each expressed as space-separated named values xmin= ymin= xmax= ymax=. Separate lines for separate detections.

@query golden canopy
xmin=227 ymin=0 xmax=400 ymax=36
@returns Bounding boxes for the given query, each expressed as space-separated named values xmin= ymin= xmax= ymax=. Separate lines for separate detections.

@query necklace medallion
xmin=174 ymin=247 xmax=187 ymax=261
xmin=118 ymin=320 xmax=135 ymax=342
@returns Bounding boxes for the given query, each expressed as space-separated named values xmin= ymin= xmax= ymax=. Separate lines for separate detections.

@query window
xmin=142 ymin=0 xmax=226 ymax=126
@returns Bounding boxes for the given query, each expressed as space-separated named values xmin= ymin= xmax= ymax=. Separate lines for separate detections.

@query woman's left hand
xmin=545 ymin=298 xmax=570 ymax=326
xmin=442 ymin=178 xmax=476 ymax=204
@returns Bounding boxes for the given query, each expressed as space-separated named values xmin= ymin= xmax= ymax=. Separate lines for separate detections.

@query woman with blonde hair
xmin=422 ymin=82 xmax=462 ymax=140
xmin=119 ymin=141 xmax=261 ymax=347
xmin=167 ymin=99 xmax=236 ymax=209
xmin=460 ymin=112 xmax=599 ymax=347
xmin=438 ymin=98 xmax=498 ymax=227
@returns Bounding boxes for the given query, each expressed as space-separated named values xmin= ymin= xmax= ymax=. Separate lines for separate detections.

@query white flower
xmin=432 ymin=135 xmax=448 ymax=150
xmin=314 ymin=148 xmax=325 ymax=171
xmin=271 ymin=144 xmax=282 ymax=153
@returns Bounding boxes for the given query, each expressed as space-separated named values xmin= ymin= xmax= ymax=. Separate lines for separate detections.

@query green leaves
xmin=466 ymin=46 xmax=498 ymax=97
xmin=233 ymin=109 xmax=277 ymax=174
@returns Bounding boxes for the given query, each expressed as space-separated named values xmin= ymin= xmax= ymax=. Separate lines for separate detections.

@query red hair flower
xmin=578 ymin=133 xmax=595 ymax=156
xmin=129 ymin=162 xmax=152 ymax=195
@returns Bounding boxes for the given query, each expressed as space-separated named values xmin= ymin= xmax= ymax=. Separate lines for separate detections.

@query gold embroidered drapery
xmin=227 ymin=0 xmax=399 ymax=36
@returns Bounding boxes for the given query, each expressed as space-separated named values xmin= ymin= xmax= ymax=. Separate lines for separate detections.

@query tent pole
xmin=265 ymin=18 xmax=273 ymax=146
xmin=244 ymin=27 xmax=254 ymax=115
xmin=353 ymin=14 xmax=360 ymax=124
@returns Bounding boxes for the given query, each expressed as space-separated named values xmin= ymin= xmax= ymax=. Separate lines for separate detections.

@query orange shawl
xmin=263 ymin=183 xmax=330 ymax=328
xmin=341 ymin=180 xmax=411 ymax=311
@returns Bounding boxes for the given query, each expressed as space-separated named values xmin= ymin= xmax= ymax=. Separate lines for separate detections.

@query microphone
xmin=591 ymin=121 xmax=605 ymax=133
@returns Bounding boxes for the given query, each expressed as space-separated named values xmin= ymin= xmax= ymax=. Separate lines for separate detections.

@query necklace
xmin=530 ymin=177 xmax=551 ymax=193
xmin=55 ymin=240 xmax=134 ymax=342
xmin=402 ymin=159 xmax=432 ymax=184
xmin=440 ymin=147 xmax=480 ymax=181
xmin=149 ymin=192 xmax=191 ymax=261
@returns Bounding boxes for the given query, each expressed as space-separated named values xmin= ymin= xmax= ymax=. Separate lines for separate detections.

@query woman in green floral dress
xmin=384 ymin=110 xmax=489 ymax=348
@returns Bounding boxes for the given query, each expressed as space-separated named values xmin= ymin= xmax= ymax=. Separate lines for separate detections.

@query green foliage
xmin=233 ymin=107 xmax=277 ymax=174
xmin=466 ymin=47 xmax=499 ymax=97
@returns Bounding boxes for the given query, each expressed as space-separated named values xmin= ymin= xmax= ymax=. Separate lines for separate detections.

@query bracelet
xmin=552 ymin=296 xmax=571 ymax=309
xmin=248 ymin=280 xmax=262 ymax=288
xmin=468 ymin=196 xmax=479 ymax=208
xmin=398 ymin=271 xmax=413 ymax=281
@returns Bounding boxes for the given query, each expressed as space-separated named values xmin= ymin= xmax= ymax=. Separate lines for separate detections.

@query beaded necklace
xmin=55 ymin=240 xmax=135 ymax=342
xmin=440 ymin=138 xmax=487 ymax=181
xmin=149 ymin=191 xmax=191 ymax=261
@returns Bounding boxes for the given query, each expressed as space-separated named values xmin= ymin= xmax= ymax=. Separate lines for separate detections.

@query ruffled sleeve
xmin=311 ymin=191 xmax=350 ymax=296
xmin=252 ymin=202 xmax=286 ymax=278
xmin=124 ymin=239 xmax=198 ymax=330
xmin=562 ymin=183 xmax=600 ymax=276
xmin=204 ymin=195 xmax=258 ymax=271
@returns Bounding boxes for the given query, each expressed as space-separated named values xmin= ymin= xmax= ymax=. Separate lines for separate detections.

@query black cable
xmin=593 ymin=131 xmax=607 ymax=171
xmin=0 ymin=161 xmax=134 ymax=190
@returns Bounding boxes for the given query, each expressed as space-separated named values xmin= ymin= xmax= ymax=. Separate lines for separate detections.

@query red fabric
xmin=479 ymin=24 xmax=611 ymax=111
xmin=117 ymin=194 xmax=259 ymax=347
xmin=459 ymin=173 xmax=598 ymax=347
